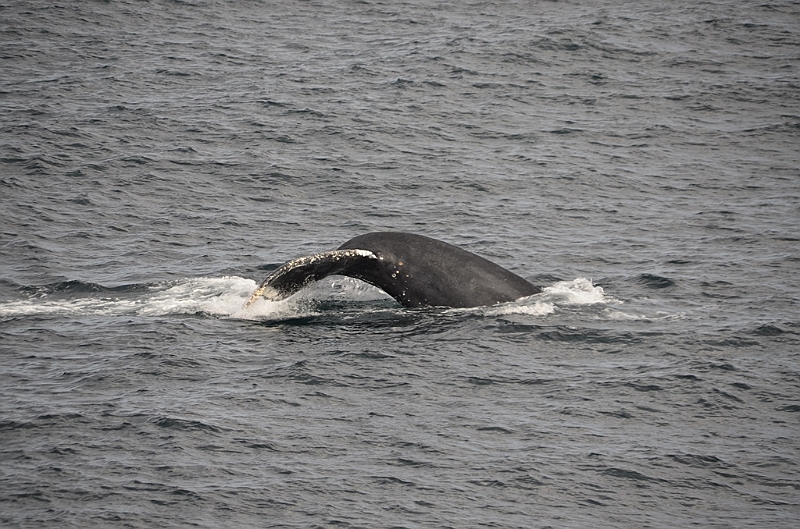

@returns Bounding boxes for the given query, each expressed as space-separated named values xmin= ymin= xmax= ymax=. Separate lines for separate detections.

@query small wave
xmin=19 ymin=279 xmax=149 ymax=297
xmin=637 ymin=273 xmax=676 ymax=289
xmin=152 ymin=416 xmax=223 ymax=433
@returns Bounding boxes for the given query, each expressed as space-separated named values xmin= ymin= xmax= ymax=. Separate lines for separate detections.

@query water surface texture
xmin=2 ymin=1 xmax=799 ymax=527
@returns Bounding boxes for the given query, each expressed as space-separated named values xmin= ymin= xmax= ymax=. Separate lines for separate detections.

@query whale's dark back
xmin=338 ymin=232 xmax=540 ymax=308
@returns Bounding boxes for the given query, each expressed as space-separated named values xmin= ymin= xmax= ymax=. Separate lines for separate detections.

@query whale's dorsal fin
xmin=244 ymin=249 xmax=377 ymax=307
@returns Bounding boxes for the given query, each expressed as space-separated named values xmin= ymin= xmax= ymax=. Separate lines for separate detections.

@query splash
xmin=542 ymin=277 xmax=611 ymax=304
xmin=483 ymin=278 xmax=612 ymax=316
xmin=0 ymin=276 xmax=299 ymax=320
xmin=137 ymin=276 xmax=264 ymax=318
xmin=0 ymin=276 xmax=611 ymax=321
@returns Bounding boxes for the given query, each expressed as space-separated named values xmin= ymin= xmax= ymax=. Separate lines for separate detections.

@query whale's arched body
xmin=245 ymin=232 xmax=541 ymax=309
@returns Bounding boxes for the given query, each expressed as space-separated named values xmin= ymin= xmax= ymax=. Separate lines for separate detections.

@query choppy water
xmin=2 ymin=0 xmax=799 ymax=527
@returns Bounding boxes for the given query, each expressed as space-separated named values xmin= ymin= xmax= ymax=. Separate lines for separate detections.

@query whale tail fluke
xmin=244 ymin=249 xmax=378 ymax=308
xmin=245 ymin=232 xmax=539 ymax=309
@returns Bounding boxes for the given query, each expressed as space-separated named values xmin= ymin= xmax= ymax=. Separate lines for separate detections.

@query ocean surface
xmin=2 ymin=0 xmax=799 ymax=527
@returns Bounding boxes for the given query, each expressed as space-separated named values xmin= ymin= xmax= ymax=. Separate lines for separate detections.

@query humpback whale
xmin=245 ymin=232 xmax=541 ymax=309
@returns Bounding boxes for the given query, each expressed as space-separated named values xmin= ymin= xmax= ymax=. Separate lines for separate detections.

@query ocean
xmin=1 ymin=0 xmax=799 ymax=527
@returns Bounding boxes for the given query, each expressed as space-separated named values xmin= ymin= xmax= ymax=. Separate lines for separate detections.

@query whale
xmin=245 ymin=232 xmax=541 ymax=309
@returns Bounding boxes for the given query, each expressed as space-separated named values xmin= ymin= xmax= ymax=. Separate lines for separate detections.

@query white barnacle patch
xmin=282 ymin=249 xmax=375 ymax=269
xmin=350 ymin=249 xmax=377 ymax=259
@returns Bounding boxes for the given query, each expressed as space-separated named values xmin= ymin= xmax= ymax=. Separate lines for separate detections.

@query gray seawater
xmin=2 ymin=0 xmax=799 ymax=527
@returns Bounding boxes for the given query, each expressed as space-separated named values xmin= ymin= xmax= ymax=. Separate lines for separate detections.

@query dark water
xmin=2 ymin=1 xmax=799 ymax=527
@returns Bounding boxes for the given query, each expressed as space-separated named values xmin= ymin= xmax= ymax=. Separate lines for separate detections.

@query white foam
xmin=137 ymin=276 xmax=258 ymax=317
xmin=541 ymin=277 xmax=613 ymax=305
xmin=484 ymin=299 xmax=556 ymax=317
xmin=603 ymin=308 xmax=685 ymax=321
xmin=0 ymin=276 xmax=314 ymax=321
xmin=0 ymin=296 xmax=139 ymax=317
xmin=0 ymin=276 xmax=615 ymax=321
xmin=483 ymin=278 xmax=613 ymax=317
xmin=135 ymin=276 xmax=327 ymax=321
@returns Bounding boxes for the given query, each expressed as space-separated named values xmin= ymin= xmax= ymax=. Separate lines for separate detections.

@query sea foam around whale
xmin=0 ymin=276 xmax=615 ymax=321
